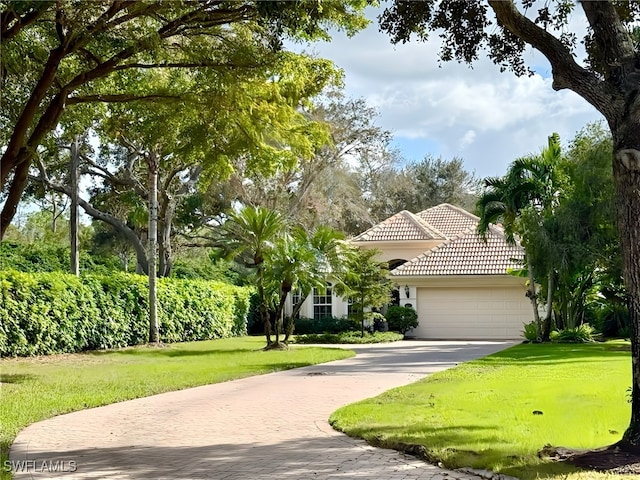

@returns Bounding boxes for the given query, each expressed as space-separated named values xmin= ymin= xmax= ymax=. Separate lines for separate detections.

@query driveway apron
xmin=10 ymin=340 xmax=516 ymax=480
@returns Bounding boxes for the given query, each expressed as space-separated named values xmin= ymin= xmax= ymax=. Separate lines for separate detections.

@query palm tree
xmin=267 ymin=225 xmax=352 ymax=343
xmin=477 ymin=133 xmax=564 ymax=341
xmin=211 ymin=205 xmax=284 ymax=346
xmin=266 ymin=227 xmax=318 ymax=344
xmin=476 ymin=173 xmax=543 ymax=337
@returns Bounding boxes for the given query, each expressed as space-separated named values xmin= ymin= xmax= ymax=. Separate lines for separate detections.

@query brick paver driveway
xmin=10 ymin=340 xmax=516 ymax=479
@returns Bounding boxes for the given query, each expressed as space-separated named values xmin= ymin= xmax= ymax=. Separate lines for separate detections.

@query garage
xmin=413 ymin=285 xmax=531 ymax=339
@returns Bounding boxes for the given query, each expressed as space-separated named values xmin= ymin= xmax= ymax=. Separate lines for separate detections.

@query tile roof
xmin=390 ymin=227 xmax=524 ymax=276
xmin=416 ymin=203 xmax=479 ymax=238
xmin=351 ymin=210 xmax=445 ymax=242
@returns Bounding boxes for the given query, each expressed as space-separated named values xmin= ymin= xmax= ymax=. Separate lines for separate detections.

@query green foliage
xmin=579 ymin=282 xmax=622 ymax=338
xmin=385 ymin=306 xmax=419 ymax=334
xmin=333 ymin=248 xmax=393 ymax=335
xmin=291 ymin=316 xmax=356 ymax=335
xmin=367 ymin=155 xmax=479 ymax=222
xmin=171 ymin=255 xmax=244 ymax=285
xmin=477 ymin=126 xmax=620 ymax=337
xmin=522 ymin=321 xmax=540 ymax=343
xmin=364 ymin=312 xmax=388 ymax=332
xmin=292 ymin=331 xmax=403 ymax=344
xmin=550 ymin=324 xmax=595 ymax=343
xmin=0 ymin=241 xmax=122 ymax=274
xmin=0 ymin=270 xmax=251 ymax=357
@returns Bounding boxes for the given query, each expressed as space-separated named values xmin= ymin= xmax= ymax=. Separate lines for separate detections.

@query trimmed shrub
xmin=291 ymin=331 xmax=403 ymax=344
xmin=364 ymin=312 xmax=387 ymax=333
xmin=0 ymin=241 xmax=121 ymax=274
xmin=385 ymin=306 xmax=418 ymax=335
xmin=550 ymin=324 xmax=595 ymax=343
xmin=0 ymin=270 xmax=251 ymax=357
xmin=290 ymin=316 xmax=356 ymax=335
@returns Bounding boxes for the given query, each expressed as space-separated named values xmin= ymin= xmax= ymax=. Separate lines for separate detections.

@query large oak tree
xmin=0 ymin=0 xmax=368 ymax=237
xmin=379 ymin=0 xmax=640 ymax=450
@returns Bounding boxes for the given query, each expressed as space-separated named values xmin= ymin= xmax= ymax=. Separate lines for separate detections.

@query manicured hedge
xmin=0 ymin=270 xmax=251 ymax=357
xmin=291 ymin=316 xmax=356 ymax=335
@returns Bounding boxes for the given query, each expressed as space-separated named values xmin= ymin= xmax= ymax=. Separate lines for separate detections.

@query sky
xmin=294 ymin=6 xmax=605 ymax=180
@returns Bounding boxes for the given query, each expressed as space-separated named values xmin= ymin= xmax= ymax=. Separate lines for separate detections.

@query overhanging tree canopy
xmin=378 ymin=0 xmax=640 ymax=450
xmin=0 ymin=0 xmax=369 ymax=237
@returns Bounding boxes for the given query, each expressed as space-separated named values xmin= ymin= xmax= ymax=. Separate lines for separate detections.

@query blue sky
xmin=295 ymin=5 xmax=605 ymax=180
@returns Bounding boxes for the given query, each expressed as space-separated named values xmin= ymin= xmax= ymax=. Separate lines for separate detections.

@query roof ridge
xmin=351 ymin=210 xmax=445 ymax=242
xmin=419 ymin=203 xmax=480 ymax=222
xmin=402 ymin=210 xmax=446 ymax=239
xmin=350 ymin=212 xmax=400 ymax=242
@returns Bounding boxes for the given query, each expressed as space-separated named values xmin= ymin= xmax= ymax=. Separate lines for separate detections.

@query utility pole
xmin=70 ymin=136 xmax=80 ymax=276
xmin=147 ymin=150 xmax=159 ymax=344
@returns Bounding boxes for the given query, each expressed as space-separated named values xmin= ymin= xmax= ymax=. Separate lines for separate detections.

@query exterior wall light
xmin=405 ymin=285 xmax=410 ymax=298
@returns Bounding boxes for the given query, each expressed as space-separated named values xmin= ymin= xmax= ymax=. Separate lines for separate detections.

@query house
xmin=287 ymin=204 xmax=533 ymax=340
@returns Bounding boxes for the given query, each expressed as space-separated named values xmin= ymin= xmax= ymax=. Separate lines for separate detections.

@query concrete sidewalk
xmin=10 ymin=340 xmax=515 ymax=479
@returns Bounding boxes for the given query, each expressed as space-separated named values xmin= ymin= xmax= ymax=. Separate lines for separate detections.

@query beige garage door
xmin=414 ymin=286 xmax=531 ymax=339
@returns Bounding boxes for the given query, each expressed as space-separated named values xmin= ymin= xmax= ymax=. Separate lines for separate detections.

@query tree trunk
xmin=613 ymin=143 xmax=640 ymax=450
xmin=70 ymin=137 xmax=80 ymax=276
xmin=283 ymin=293 xmax=309 ymax=343
xmin=158 ymin=192 xmax=172 ymax=277
xmin=1 ymin=89 xmax=69 ymax=239
xmin=258 ymin=284 xmax=272 ymax=345
xmin=51 ymin=196 xmax=57 ymax=233
xmin=360 ymin=296 xmax=365 ymax=337
xmin=147 ymin=152 xmax=159 ymax=344
xmin=0 ymin=160 xmax=30 ymax=238
xmin=120 ymin=250 xmax=129 ymax=272
xmin=525 ymin=252 xmax=542 ymax=339
xmin=542 ymin=271 xmax=554 ymax=342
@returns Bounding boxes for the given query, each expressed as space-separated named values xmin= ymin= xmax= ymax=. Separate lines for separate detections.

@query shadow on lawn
xmin=0 ymin=373 xmax=36 ymax=384
xmin=478 ymin=342 xmax=631 ymax=367
xmin=87 ymin=347 xmax=258 ymax=358
xmin=336 ymin=423 xmax=588 ymax=478
xmin=343 ymin=423 xmax=505 ymax=449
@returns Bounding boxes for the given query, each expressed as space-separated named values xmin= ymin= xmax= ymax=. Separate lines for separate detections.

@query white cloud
xmin=460 ymin=130 xmax=477 ymax=149
xmin=295 ymin=4 xmax=605 ymax=179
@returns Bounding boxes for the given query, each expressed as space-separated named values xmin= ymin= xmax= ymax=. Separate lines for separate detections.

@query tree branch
xmin=66 ymin=1 xmax=131 ymax=51
xmin=1 ymin=49 xmax=66 ymax=183
xmin=80 ymin=156 xmax=132 ymax=186
xmin=487 ymin=0 xmax=621 ymax=123
xmin=580 ymin=1 xmax=637 ymax=84
xmin=112 ymin=61 xmax=262 ymax=71
xmin=67 ymin=94 xmax=183 ymax=105
xmin=1 ymin=3 xmax=51 ymax=43
xmin=30 ymin=159 xmax=150 ymax=274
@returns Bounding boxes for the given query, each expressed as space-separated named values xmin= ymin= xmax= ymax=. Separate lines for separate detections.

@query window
xmin=313 ymin=283 xmax=332 ymax=320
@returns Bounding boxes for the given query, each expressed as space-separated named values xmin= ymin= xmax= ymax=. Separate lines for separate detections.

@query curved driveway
xmin=10 ymin=340 xmax=515 ymax=480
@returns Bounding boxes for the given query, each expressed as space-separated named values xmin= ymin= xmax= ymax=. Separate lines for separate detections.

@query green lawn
xmin=0 ymin=336 xmax=354 ymax=479
xmin=330 ymin=341 xmax=633 ymax=480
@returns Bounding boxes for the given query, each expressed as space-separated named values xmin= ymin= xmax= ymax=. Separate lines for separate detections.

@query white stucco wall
xmin=284 ymin=276 xmax=531 ymax=341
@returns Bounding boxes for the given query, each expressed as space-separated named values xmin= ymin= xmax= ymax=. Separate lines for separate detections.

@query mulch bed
xmin=539 ymin=444 xmax=640 ymax=475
